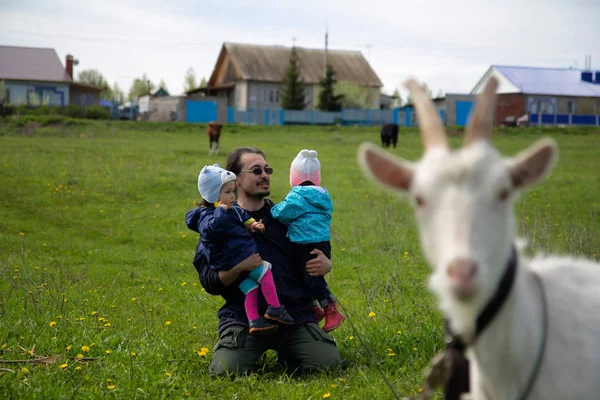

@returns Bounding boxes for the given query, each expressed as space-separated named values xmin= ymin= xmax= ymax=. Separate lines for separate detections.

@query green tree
xmin=279 ymin=47 xmax=306 ymax=110
xmin=158 ymin=79 xmax=168 ymax=93
xmin=183 ymin=68 xmax=197 ymax=92
xmin=200 ymin=76 xmax=208 ymax=88
xmin=318 ymin=64 xmax=344 ymax=111
xmin=335 ymin=82 xmax=371 ymax=109
xmin=78 ymin=69 xmax=113 ymax=101
xmin=391 ymin=88 xmax=403 ymax=108
xmin=112 ymin=82 xmax=125 ymax=104
xmin=0 ymin=80 xmax=6 ymax=116
xmin=128 ymin=74 xmax=155 ymax=101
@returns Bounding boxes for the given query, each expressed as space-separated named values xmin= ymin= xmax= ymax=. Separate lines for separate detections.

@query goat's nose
xmin=447 ymin=258 xmax=479 ymax=282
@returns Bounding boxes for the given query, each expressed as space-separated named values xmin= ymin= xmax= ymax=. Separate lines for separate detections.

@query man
xmin=186 ymin=147 xmax=343 ymax=376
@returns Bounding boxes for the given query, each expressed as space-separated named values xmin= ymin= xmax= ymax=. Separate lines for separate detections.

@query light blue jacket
xmin=271 ymin=186 xmax=333 ymax=245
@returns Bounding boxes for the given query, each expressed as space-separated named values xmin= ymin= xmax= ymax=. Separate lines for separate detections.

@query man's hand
xmin=305 ymin=249 xmax=332 ymax=277
xmin=237 ymin=252 xmax=262 ymax=272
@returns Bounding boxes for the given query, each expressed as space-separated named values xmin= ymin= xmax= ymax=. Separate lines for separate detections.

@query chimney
xmin=65 ymin=54 xmax=74 ymax=80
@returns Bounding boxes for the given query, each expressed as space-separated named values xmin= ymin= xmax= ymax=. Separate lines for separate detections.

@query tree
xmin=0 ymin=80 xmax=6 ymax=116
xmin=78 ymin=69 xmax=113 ymax=101
xmin=128 ymin=74 xmax=155 ymax=101
xmin=112 ymin=82 xmax=125 ymax=104
xmin=183 ymin=68 xmax=197 ymax=92
xmin=391 ymin=88 xmax=403 ymax=108
xmin=335 ymin=82 xmax=371 ymax=109
xmin=158 ymin=79 xmax=168 ymax=93
xmin=318 ymin=64 xmax=344 ymax=112
xmin=200 ymin=76 xmax=208 ymax=88
xmin=279 ymin=47 xmax=306 ymax=110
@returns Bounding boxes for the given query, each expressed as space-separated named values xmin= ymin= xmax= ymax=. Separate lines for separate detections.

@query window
xmin=269 ymin=90 xmax=274 ymax=103
xmin=568 ymin=101 xmax=576 ymax=114
xmin=275 ymin=91 xmax=279 ymax=103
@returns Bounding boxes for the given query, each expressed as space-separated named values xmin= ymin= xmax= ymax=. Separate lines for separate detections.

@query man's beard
xmin=248 ymin=188 xmax=270 ymax=199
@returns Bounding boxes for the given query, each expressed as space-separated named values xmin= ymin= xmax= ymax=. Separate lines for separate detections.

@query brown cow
xmin=207 ymin=122 xmax=223 ymax=155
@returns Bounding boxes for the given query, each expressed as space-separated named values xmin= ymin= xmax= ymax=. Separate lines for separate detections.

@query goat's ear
xmin=358 ymin=142 xmax=414 ymax=194
xmin=509 ymin=138 xmax=558 ymax=190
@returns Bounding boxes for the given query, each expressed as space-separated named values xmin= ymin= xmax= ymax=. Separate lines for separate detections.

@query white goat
xmin=358 ymin=77 xmax=600 ymax=400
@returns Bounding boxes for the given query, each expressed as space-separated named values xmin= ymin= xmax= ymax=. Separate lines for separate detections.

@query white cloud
xmin=1 ymin=0 xmax=598 ymax=98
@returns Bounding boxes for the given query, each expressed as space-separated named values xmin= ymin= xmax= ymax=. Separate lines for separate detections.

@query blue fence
xmin=227 ymin=107 xmax=444 ymax=127
xmin=529 ymin=114 xmax=600 ymax=126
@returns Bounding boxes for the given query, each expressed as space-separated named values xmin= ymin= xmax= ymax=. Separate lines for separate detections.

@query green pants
xmin=209 ymin=322 xmax=343 ymax=376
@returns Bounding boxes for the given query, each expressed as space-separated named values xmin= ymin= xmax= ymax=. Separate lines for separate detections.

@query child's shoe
xmin=313 ymin=305 xmax=325 ymax=323
xmin=264 ymin=305 xmax=295 ymax=325
xmin=322 ymin=302 xmax=346 ymax=332
xmin=249 ymin=317 xmax=278 ymax=335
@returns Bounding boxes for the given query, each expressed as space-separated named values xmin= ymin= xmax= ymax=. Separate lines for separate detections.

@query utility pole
xmin=324 ymin=28 xmax=328 ymax=75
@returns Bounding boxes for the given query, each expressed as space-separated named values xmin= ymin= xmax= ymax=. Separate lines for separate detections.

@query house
xmin=0 ymin=45 xmax=103 ymax=106
xmin=199 ymin=42 xmax=383 ymax=111
xmin=471 ymin=65 xmax=600 ymax=125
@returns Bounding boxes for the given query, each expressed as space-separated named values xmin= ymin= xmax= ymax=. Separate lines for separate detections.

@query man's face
xmin=236 ymin=153 xmax=271 ymax=200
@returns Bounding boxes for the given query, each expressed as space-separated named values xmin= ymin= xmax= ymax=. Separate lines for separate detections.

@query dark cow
xmin=380 ymin=123 xmax=399 ymax=148
xmin=207 ymin=122 xmax=223 ymax=155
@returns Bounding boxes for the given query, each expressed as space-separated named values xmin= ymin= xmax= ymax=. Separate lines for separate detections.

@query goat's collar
xmin=447 ymin=245 xmax=518 ymax=349
xmin=443 ymin=246 xmax=518 ymax=400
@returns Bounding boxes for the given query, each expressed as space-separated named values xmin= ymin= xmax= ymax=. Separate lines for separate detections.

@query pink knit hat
xmin=290 ymin=149 xmax=321 ymax=187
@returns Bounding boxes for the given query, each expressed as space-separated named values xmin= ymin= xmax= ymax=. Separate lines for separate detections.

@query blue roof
xmin=494 ymin=65 xmax=600 ymax=97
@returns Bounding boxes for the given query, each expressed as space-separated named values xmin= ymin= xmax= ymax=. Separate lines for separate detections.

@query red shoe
xmin=322 ymin=302 xmax=346 ymax=332
xmin=313 ymin=305 xmax=325 ymax=323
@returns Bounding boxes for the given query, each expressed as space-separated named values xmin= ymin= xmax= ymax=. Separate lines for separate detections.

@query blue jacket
xmin=188 ymin=204 xmax=258 ymax=272
xmin=186 ymin=200 xmax=315 ymax=335
xmin=271 ymin=186 xmax=333 ymax=244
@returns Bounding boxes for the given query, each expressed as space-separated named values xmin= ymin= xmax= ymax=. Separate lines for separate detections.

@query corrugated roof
xmin=0 ymin=45 xmax=72 ymax=82
xmin=222 ymin=43 xmax=382 ymax=87
xmin=493 ymin=65 xmax=600 ymax=97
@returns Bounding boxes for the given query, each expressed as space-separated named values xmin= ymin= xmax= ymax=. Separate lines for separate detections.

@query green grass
xmin=1 ymin=118 xmax=599 ymax=399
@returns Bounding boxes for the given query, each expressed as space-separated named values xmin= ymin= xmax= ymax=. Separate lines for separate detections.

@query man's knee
xmin=282 ymin=322 xmax=343 ymax=372
xmin=208 ymin=326 xmax=256 ymax=377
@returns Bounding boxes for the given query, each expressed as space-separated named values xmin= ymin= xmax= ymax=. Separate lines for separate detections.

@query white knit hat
xmin=197 ymin=164 xmax=237 ymax=203
xmin=290 ymin=149 xmax=321 ymax=187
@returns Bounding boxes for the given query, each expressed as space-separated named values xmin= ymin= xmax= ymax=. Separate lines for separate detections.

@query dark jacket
xmin=185 ymin=200 xmax=316 ymax=334
xmin=191 ymin=204 xmax=258 ymax=271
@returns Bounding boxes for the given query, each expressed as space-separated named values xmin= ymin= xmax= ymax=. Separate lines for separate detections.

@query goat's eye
xmin=414 ymin=195 xmax=426 ymax=207
xmin=497 ymin=189 xmax=510 ymax=202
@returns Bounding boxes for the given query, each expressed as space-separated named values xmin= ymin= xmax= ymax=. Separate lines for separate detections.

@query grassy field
xmin=1 ymin=117 xmax=599 ymax=399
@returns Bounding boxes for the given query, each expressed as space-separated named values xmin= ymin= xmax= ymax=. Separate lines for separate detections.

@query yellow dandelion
xmin=104 ymin=323 xmax=111 ymax=327
xmin=338 ymin=378 xmax=345 ymax=382
xmin=49 ymin=321 xmax=57 ymax=327
xmin=323 ymin=393 xmax=331 ymax=399
xmin=330 ymin=384 xmax=337 ymax=388
xmin=1 ymin=344 xmax=7 ymax=349
xmin=413 ymin=347 xmax=418 ymax=351
xmin=181 ymin=282 xmax=187 ymax=286
xmin=107 ymin=385 xmax=116 ymax=390
xmin=91 ymin=311 xmax=98 ymax=316
xmin=158 ymin=288 xmax=163 ymax=292
xmin=21 ymin=367 xmax=30 ymax=374
xmin=131 ymin=297 xmax=137 ymax=302
xmin=105 ymin=350 xmax=111 ymax=355
xmin=81 ymin=346 xmax=90 ymax=352
xmin=166 ymin=372 xmax=171 ymax=377
xmin=59 ymin=363 xmax=68 ymax=369
xmin=348 ymin=336 xmax=354 ymax=340
xmin=130 ymin=352 xmax=136 ymax=357
xmin=111 ymin=305 xmax=117 ymax=309
xmin=19 ymin=232 xmax=25 ymax=236
xmin=418 ymin=388 xmax=423 ymax=393
xmin=341 ymin=248 xmax=346 ymax=252
xmin=66 ymin=345 xmax=72 ymax=351
xmin=201 ymin=347 xmax=209 ymax=353
xmin=77 ymin=354 xmax=84 ymax=359
xmin=387 ymin=353 xmax=397 ymax=357
xmin=368 ymin=311 xmax=376 ymax=318
xmin=164 ymin=321 xmax=171 ymax=326
xmin=75 ymin=366 xmax=82 ymax=371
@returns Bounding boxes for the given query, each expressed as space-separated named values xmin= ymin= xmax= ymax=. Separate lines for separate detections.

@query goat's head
xmin=358 ymin=77 xmax=557 ymax=310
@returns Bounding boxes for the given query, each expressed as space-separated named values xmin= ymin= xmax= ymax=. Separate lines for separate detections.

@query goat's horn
xmin=404 ymin=79 xmax=447 ymax=149
xmin=464 ymin=76 xmax=499 ymax=146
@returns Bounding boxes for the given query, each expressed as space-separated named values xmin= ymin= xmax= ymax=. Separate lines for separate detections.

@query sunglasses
xmin=242 ymin=167 xmax=274 ymax=176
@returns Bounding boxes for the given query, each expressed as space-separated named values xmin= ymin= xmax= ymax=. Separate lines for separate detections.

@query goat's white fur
xmin=358 ymin=77 xmax=600 ymax=399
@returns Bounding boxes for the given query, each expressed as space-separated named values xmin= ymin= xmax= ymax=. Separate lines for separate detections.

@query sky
xmin=1 ymin=0 xmax=598 ymax=100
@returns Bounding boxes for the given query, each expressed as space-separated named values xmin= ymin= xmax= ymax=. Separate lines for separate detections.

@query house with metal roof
xmin=0 ymin=45 xmax=103 ymax=107
xmin=192 ymin=42 xmax=383 ymax=111
xmin=471 ymin=65 xmax=600 ymax=126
